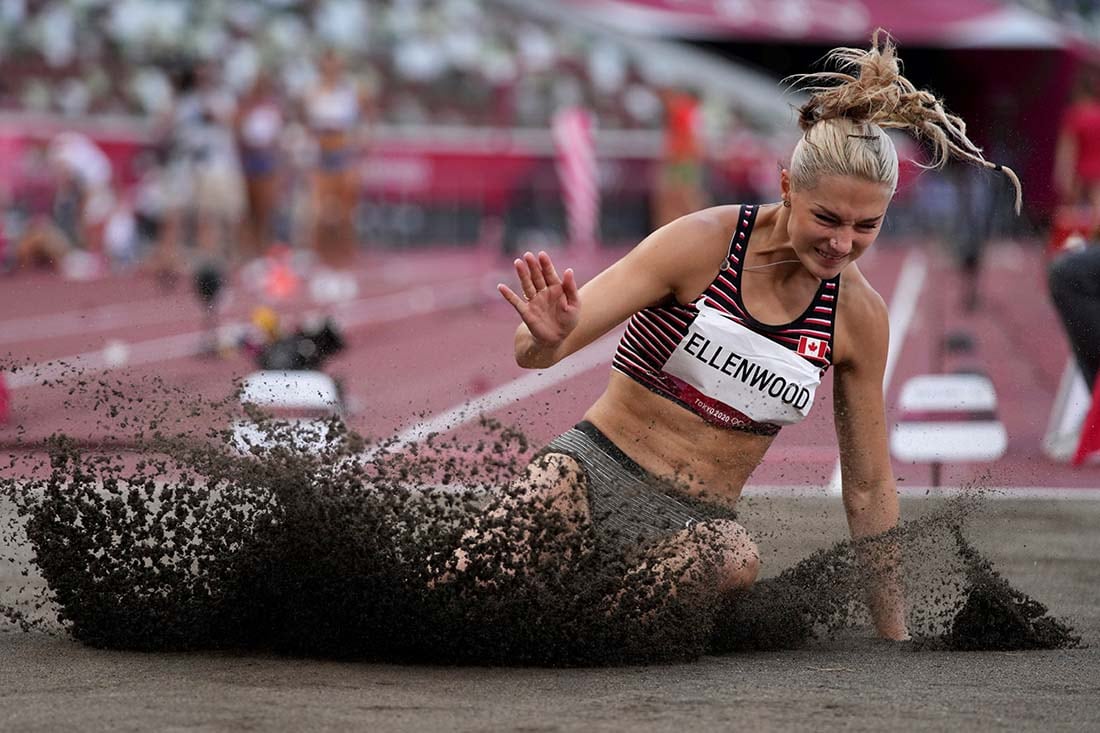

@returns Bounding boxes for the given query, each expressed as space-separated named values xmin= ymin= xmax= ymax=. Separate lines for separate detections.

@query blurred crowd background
xmin=0 ymin=0 xmax=716 ymax=128
xmin=0 ymin=0 xmax=1094 ymax=280
xmin=0 ymin=0 xmax=806 ymax=279
xmin=1016 ymin=0 xmax=1100 ymax=32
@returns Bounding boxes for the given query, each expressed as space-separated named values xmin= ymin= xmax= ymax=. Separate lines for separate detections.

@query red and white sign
xmin=552 ymin=107 xmax=600 ymax=255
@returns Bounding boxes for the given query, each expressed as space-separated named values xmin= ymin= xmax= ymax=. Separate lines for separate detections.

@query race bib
xmin=661 ymin=299 xmax=822 ymax=427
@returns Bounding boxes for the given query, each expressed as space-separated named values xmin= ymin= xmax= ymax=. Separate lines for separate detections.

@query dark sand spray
xmin=0 ymin=369 xmax=1080 ymax=663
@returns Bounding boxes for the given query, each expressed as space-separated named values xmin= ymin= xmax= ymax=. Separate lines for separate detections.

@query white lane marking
xmin=0 ymin=295 xmax=195 ymax=345
xmin=0 ymin=264 xmax=478 ymax=345
xmin=4 ymin=279 xmax=489 ymax=390
xmin=825 ymin=249 xmax=928 ymax=495
xmin=366 ymin=332 xmax=620 ymax=459
xmin=753 ymin=484 xmax=1100 ymax=501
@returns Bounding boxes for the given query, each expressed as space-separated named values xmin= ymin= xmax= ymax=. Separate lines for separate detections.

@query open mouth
xmin=815 ymin=248 xmax=846 ymax=263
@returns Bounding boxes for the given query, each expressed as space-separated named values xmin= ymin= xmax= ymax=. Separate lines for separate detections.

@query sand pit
xmin=1 ymin=418 xmax=1081 ymax=664
xmin=1 ymin=493 xmax=1097 ymax=731
xmin=0 ymin=371 xmax=1093 ymax=727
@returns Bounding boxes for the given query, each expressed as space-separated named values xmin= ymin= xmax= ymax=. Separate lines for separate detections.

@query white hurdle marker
xmin=890 ymin=373 xmax=1007 ymax=487
xmin=238 ymin=370 xmax=343 ymax=412
xmin=232 ymin=370 xmax=344 ymax=452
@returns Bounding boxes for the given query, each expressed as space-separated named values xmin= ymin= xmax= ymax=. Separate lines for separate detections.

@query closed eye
xmin=815 ymin=212 xmax=881 ymax=231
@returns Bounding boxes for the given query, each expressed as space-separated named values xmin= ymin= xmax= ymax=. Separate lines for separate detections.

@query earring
xmin=782 ymin=199 xmax=791 ymax=208
xmin=830 ymin=239 xmax=838 ymax=246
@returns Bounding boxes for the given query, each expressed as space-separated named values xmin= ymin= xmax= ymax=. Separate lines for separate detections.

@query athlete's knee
xmin=728 ymin=547 xmax=760 ymax=591
xmin=698 ymin=519 xmax=759 ymax=592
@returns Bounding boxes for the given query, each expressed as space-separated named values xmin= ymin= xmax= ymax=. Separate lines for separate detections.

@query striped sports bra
xmin=612 ymin=204 xmax=840 ymax=436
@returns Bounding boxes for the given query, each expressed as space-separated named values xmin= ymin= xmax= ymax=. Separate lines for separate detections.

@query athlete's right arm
xmin=498 ymin=210 xmax=727 ymax=369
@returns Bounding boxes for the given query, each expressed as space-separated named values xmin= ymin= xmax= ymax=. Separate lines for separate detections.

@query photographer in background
xmin=1048 ymin=243 xmax=1100 ymax=395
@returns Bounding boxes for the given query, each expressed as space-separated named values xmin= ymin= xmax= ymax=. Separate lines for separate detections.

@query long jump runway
xmin=2 ymin=241 xmax=1099 ymax=729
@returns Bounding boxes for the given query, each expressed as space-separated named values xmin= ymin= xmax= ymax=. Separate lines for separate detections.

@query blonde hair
xmin=787 ymin=29 xmax=1022 ymax=213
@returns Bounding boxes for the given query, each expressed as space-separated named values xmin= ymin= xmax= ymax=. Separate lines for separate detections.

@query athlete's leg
xmin=622 ymin=518 xmax=759 ymax=599
xmin=311 ymin=170 xmax=354 ymax=267
xmin=250 ymin=173 xmax=281 ymax=258
xmin=309 ymin=171 xmax=332 ymax=263
xmin=334 ymin=168 xmax=358 ymax=265
xmin=435 ymin=452 xmax=592 ymax=583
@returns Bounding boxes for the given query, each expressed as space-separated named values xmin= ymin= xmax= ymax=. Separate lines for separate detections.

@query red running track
xmin=1 ymin=239 xmax=1097 ymax=492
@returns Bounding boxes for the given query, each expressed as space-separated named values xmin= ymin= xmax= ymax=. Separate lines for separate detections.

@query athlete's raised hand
xmin=498 ymin=250 xmax=581 ymax=347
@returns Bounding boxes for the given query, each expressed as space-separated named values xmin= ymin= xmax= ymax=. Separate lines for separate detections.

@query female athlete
xmin=460 ymin=32 xmax=1022 ymax=640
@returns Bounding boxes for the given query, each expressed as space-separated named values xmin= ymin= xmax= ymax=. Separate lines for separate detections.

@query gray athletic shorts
xmin=536 ymin=421 xmax=738 ymax=555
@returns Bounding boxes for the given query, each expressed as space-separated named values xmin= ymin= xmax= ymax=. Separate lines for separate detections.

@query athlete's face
xmin=781 ymin=173 xmax=893 ymax=278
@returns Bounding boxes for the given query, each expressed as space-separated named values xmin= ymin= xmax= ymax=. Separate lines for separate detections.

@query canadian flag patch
xmin=797 ymin=335 xmax=827 ymax=360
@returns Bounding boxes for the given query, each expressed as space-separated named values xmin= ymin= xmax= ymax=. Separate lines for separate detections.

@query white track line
xmin=0 ymin=261 xmax=477 ymax=345
xmin=4 ymin=279 xmax=489 ymax=390
xmin=825 ymin=249 xmax=928 ymax=495
xmin=363 ymin=482 xmax=1100 ymax=501
xmin=752 ymin=484 xmax=1100 ymax=501
xmin=368 ymin=332 xmax=620 ymax=458
xmin=0 ymin=295 xmax=195 ymax=345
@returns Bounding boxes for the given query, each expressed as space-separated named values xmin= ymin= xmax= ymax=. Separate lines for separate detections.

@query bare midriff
xmin=315 ymin=128 xmax=351 ymax=153
xmin=582 ymin=370 xmax=774 ymax=509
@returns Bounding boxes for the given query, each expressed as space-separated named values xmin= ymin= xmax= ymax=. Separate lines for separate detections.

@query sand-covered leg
xmin=433 ymin=452 xmax=592 ymax=585
xmin=611 ymin=519 xmax=758 ymax=621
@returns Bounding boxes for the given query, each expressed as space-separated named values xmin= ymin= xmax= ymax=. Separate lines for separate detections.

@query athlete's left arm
xmin=832 ymin=274 xmax=909 ymax=641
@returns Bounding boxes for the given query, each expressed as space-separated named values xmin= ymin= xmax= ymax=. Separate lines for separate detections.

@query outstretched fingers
xmin=561 ymin=268 xmax=580 ymax=307
xmin=504 ymin=250 xmax=578 ymax=319
xmin=538 ymin=250 xmax=561 ymax=286
xmin=514 ymin=257 xmax=537 ymax=300
xmin=524 ymin=251 xmax=547 ymax=291
xmin=498 ymin=283 xmax=527 ymax=312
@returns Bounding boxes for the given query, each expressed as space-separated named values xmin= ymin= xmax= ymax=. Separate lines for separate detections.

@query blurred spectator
xmin=1048 ymin=243 xmax=1100 ymax=391
xmin=652 ymin=87 xmax=708 ymax=229
xmin=302 ymin=48 xmax=369 ymax=268
xmin=101 ymin=199 xmax=139 ymax=269
xmin=1054 ymin=70 xmax=1100 ymax=242
xmin=153 ymin=61 xmax=245 ymax=280
xmin=13 ymin=131 xmax=113 ymax=273
xmin=129 ymin=149 xmax=169 ymax=256
xmin=949 ymin=164 xmax=1003 ymax=312
xmin=46 ymin=130 xmax=114 ymax=252
xmin=12 ymin=204 xmax=71 ymax=271
xmin=235 ymin=71 xmax=287 ymax=261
